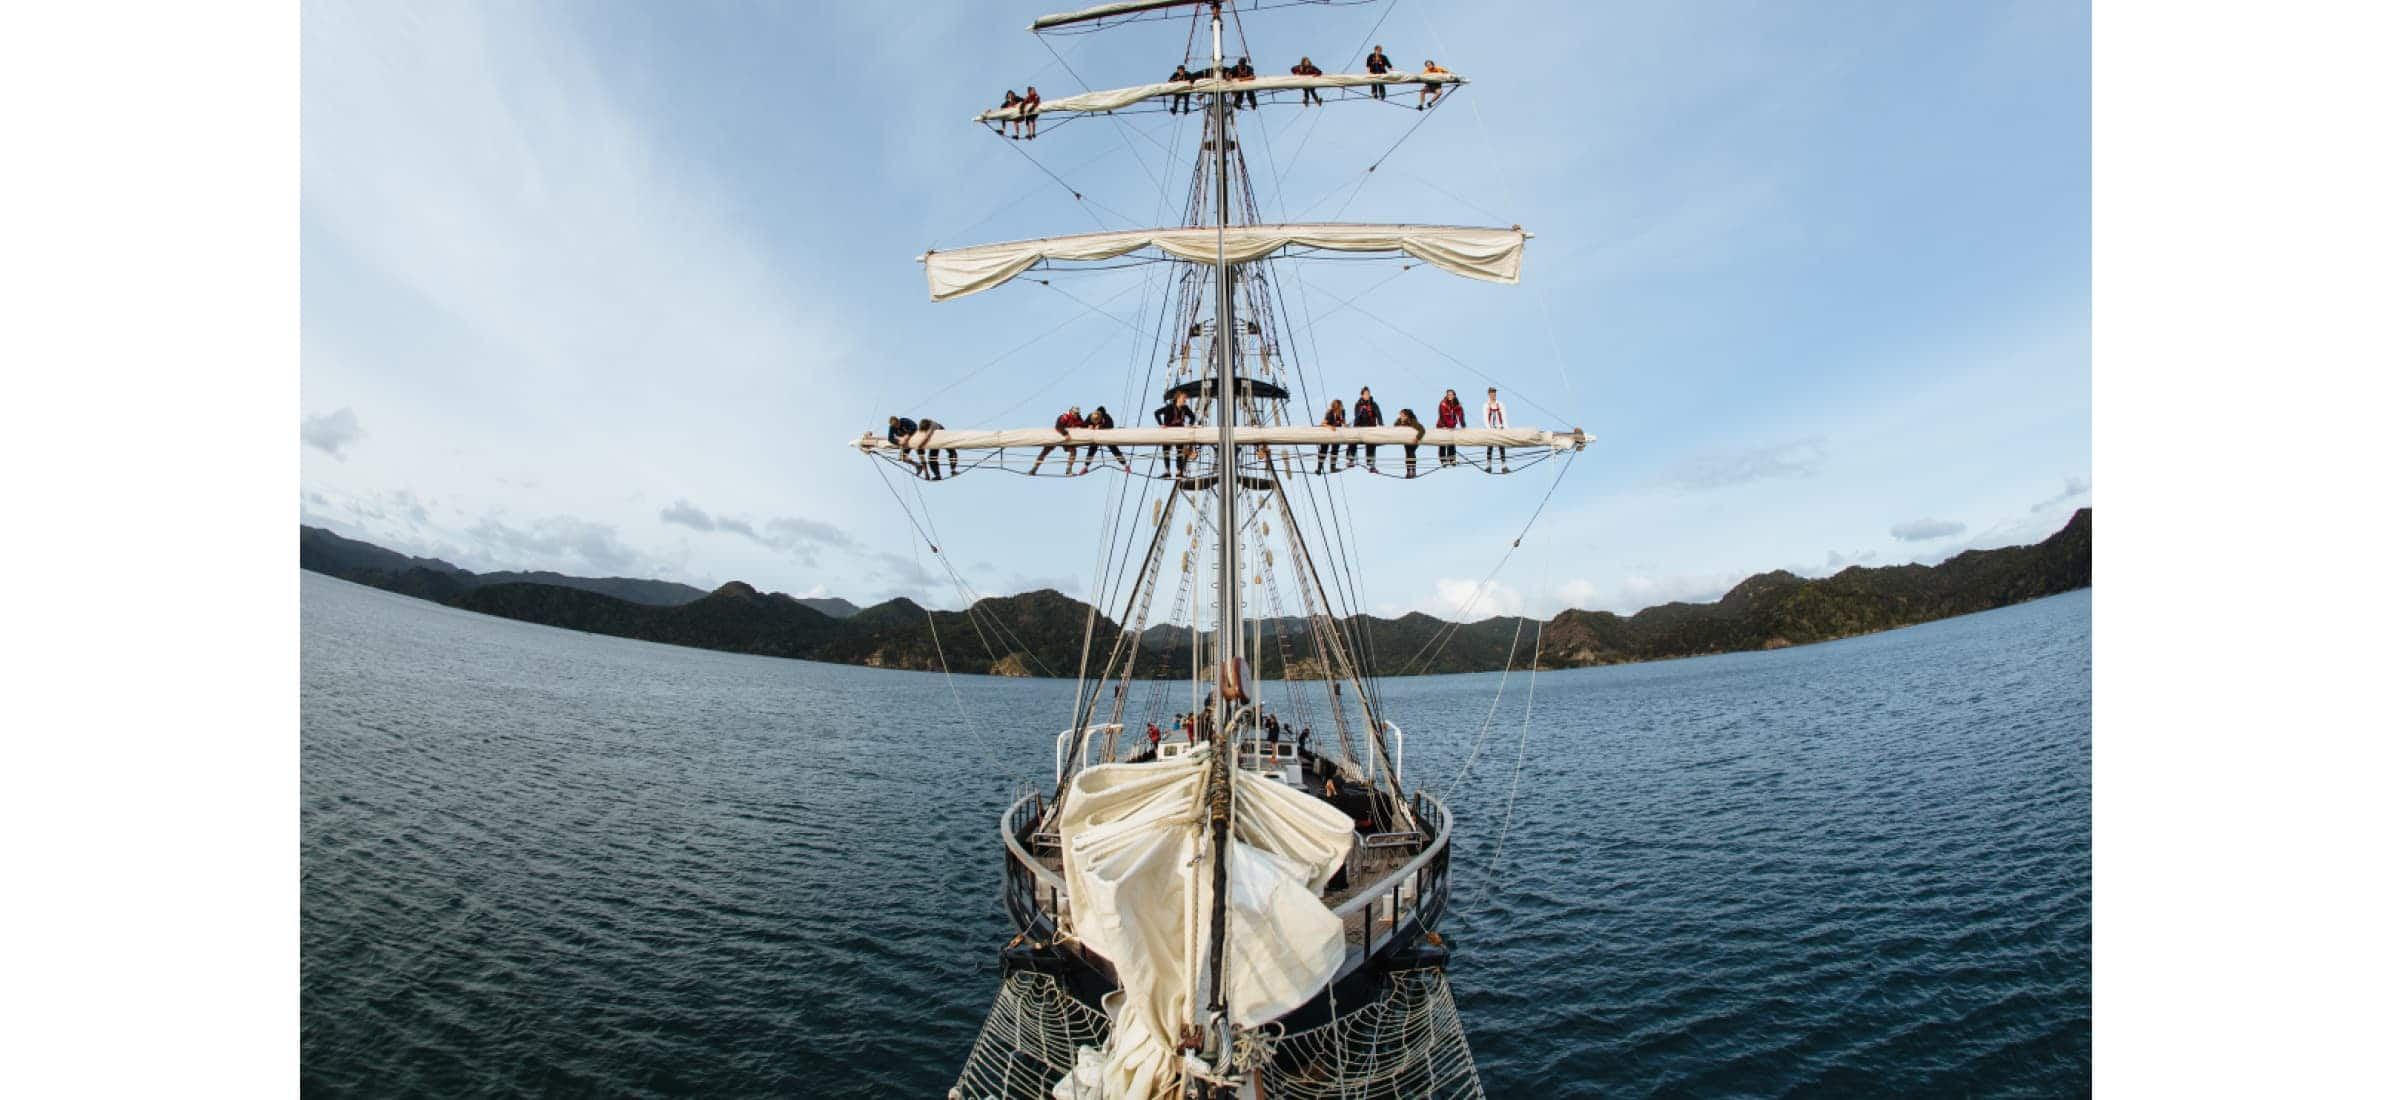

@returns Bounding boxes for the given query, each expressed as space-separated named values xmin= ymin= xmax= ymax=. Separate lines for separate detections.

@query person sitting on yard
xmin=1419 ymin=60 xmax=1449 ymax=109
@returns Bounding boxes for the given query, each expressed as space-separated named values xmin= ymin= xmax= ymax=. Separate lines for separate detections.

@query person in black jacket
xmin=1154 ymin=391 xmax=1197 ymax=475
xmin=1365 ymin=46 xmax=1393 ymax=100
xmin=1168 ymin=64 xmax=1195 ymax=115
xmin=887 ymin=415 xmax=921 ymax=476
xmin=1291 ymin=56 xmax=1324 ymax=106
xmin=1350 ymin=386 xmax=1384 ymax=471
xmin=1231 ymin=57 xmax=1258 ymax=109
xmin=1085 ymin=405 xmax=1128 ymax=472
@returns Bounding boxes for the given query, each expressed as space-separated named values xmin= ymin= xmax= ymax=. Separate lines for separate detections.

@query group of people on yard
xmin=1028 ymin=404 xmax=1131 ymax=477
xmin=1023 ymin=43 xmax=1435 ymax=120
xmin=1315 ymin=385 xmax=1509 ymax=478
xmin=887 ymin=383 xmax=1510 ymax=480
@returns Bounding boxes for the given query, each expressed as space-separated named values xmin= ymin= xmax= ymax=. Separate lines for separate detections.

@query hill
xmin=300 ymin=509 xmax=2090 ymax=677
xmin=301 ymin=525 xmax=706 ymax=606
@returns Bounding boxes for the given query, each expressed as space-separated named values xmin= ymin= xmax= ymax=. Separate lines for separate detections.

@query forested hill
xmin=300 ymin=508 xmax=2089 ymax=676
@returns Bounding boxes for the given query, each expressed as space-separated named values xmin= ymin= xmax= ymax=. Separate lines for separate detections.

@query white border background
xmin=4 ymin=1 xmax=2389 ymax=1092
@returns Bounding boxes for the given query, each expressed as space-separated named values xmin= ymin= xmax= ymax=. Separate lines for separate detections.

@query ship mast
xmin=1195 ymin=7 xmax=1239 ymax=1090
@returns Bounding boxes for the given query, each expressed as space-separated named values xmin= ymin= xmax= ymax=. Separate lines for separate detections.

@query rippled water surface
xmin=302 ymin=573 xmax=2090 ymax=1097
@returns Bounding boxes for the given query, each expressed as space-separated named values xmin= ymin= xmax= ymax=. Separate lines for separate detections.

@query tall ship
xmin=857 ymin=3 xmax=1588 ymax=1096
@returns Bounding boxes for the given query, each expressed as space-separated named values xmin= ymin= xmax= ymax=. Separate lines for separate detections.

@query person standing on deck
xmin=1436 ymin=388 xmax=1467 ymax=467
xmin=1351 ymin=386 xmax=1384 ymax=471
xmin=1299 ymin=727 xmax=1311 ymax=755
xmin=1481 ymin=387 xmax=1509 ymax=472
xmin=1291 ymin=56 xmax=1324 ymax=105
xmin=1366 ymin=46 xmax=1393 ymax=99
xmin=1147 ymin=722 xmax=1162 ymax=754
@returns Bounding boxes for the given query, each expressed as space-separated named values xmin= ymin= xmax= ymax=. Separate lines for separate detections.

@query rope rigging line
xmin=1467 ymin=613 xmax=1542 ymax=914
xmin=988 ymin=128 xmax=1140 ymax=229
xmin=901 ymin=275 xmax=1152 ymax=412
xmin=908 ymin=474 xmax=1061 ymax=678
xmin=1330 ymin=291 xmax=1570 ymax=424
xmin=1439 ymin=616 xmax=1524 ymax=799
xmin=1395 ymin=450 xmax=1575 ymax=677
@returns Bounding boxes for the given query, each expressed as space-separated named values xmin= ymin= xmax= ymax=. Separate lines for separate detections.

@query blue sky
xmin=300 ymin=0 xmax=2089 ymax=618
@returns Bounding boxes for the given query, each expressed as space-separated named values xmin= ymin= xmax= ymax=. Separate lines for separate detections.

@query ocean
xmin=301 ymin=572 xmax=2090 ymax=1097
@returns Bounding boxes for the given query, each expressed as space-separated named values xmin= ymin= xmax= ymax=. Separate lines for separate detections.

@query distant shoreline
xmin=301 ymin=508 xmax=2089 ymax=679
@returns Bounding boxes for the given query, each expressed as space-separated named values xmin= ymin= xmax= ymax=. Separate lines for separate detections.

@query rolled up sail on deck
xmin=923 ymin=223 xmax=1528 ymax=301
xmin=1050 ymin=746 xmax=1354 ymax=1100
xmin=976 ymin=71 xmax=1464 ymax=122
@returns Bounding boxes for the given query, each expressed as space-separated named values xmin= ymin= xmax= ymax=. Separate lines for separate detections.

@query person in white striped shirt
xmin=1482 ymin=387 xmax=1509 ymax=472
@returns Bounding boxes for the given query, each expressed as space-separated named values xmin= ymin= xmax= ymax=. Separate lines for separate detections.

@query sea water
xmin=302 ymin=572 xmax=2089 ymax=1097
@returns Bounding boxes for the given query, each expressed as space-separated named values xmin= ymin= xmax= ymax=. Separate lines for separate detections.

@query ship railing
xmin=1001 ymin=793 xmax=1072 ymax=938
xmin=1054 ymin=723 xmax=1127 ymax=783
xmin=1003 ymin=788 xmax=1453 ymax=967
xmin=1331 ymin=791 xmax=1452 ymax=976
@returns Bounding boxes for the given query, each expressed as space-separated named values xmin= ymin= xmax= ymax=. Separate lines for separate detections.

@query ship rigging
xmin=858 ymin=3 xmax=1592 ymax=1097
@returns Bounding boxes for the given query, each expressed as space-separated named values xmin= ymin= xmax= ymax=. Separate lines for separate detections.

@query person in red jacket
xmin=1020 ymin=86 xmax=1042 ymax=140
xmin=1030 ymin=405 xmax=1084 ymax=475
xmin=1435 ymin=388 xmax=1466 ymax=467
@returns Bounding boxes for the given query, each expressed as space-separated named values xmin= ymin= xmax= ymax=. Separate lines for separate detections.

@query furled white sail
xmin=926 ymin=224 xmax=1524 ymax=301
xmin=859 ymin=425 xmax=1589 ymax=451
xmin=977 ymin=71 xmax=1464 ymax=122
xmin=1048 ymin=746 xmax=1354 ymax=1100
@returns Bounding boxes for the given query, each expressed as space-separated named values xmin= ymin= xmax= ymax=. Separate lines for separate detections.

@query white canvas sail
xmin=1048 ymin=746 xmax=1354 ymax=1100
xmin=859 ymin=425 xmax=1589 ymax=452
xmin=977 ymin=71 xmax=1464 ymax=122
xmin=923 ymin=224 xmax=1527 ymax=301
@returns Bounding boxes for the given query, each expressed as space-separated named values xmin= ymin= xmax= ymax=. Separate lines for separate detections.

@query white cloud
xmin=2035 ymin=474 xmax=2091 ymax=511
xmin=1890 ymin=517 xmax=1965 ymax=542
xmin=301 ymin=407 xmax=363 ymax=459
xmin=1431 ymin=577 xmax=1526 ymax=621
xmin=1656 ymin=437 xmax=1829 ymax=492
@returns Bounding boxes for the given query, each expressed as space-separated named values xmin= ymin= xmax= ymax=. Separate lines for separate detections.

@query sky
xmin=300 ymin=0 xmax=2089 ymax=620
